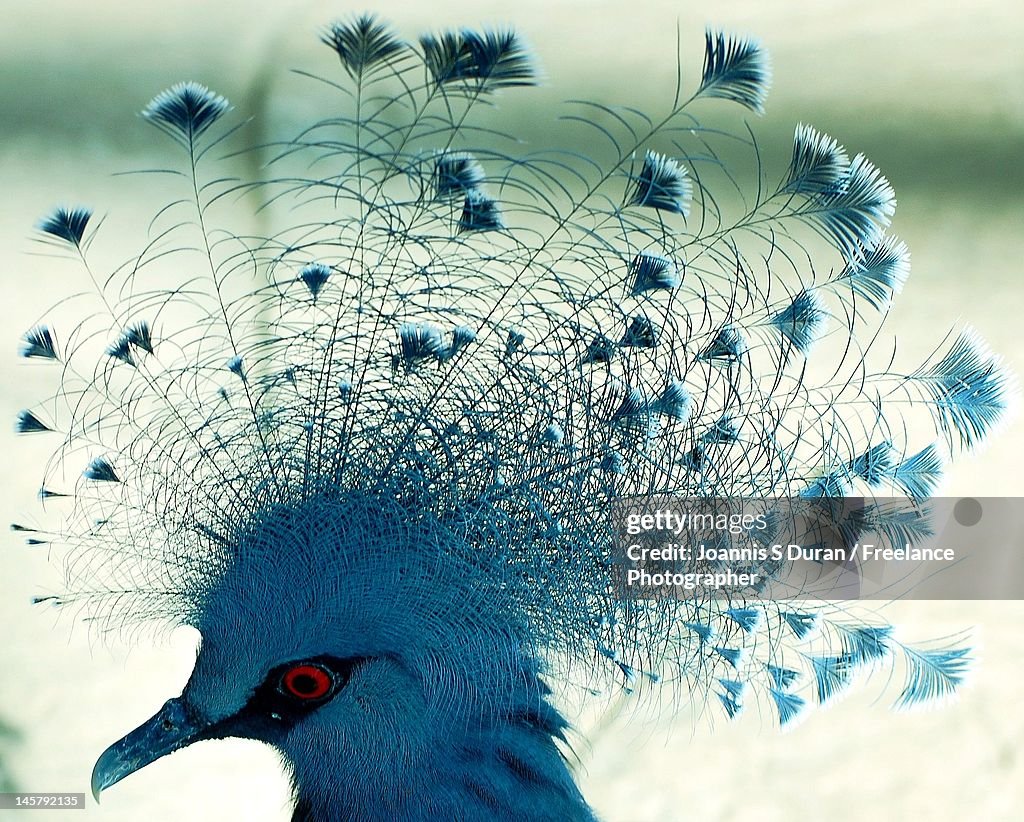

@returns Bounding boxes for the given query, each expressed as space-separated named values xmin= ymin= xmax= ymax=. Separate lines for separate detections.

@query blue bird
xmin=15 ymin=14 xmax=1012 ymax=821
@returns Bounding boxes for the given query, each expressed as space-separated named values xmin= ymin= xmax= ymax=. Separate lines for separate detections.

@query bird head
xmin=90 ymin=491 xmax=535 ymax=811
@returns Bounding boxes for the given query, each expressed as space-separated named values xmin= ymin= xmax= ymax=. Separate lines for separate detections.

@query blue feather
xmin=841 ymin=625 xmax=893 ymax=665
xmin=892 ymin=444 xmax=944 ymax=499
xmin=37 ymin=206 xmax=91 ymax=247
xmin=599 ymin=449 xmax=625 ymax=474
xmin=717 ymin=690 xmax=743 ymax=718
xmin=714 ymin=646 xmax=743 ymax=668
xmin=400 ymin=322 xmax=446 ymax=362
xmin=798 ymin=154 xmax=896 ymax=259
xmin=142 ymin=82 xmax=230 ymax=144
xmin=628 ymin=150 xmax=692 ymax=215
xmin=420 ymin=31 xmax=474 ymax=85
xmin=655 ymin=380 xmax=691 ymax=421
xmin=459 ymin=190 xmax=504 ymax=232
xmin=725 ymin=608 xmax=760 ymax=633
xmin=769 ymin=688 xmax=806 ymax=726
xmin=83 ymin=457 xmax=119 ymax=483
xmin=542 ymin=423 xmax=564 ymax=444
xmin=685 ymin=622 xmax=714 ymax=644
xmin=808 ymin=654 xmax=854 ymax=703
xmin=717 ymin=678 xmax=745 ymax=717
xmin=463 ymin=29 xmax=536 ymax=89
xmin=783 ymin=124 xmax=849 ymax=194
xmin=225 ymin=355 xmax=245 ymax=379
xmin=620 ymin=316 xmax=658 ymax=348
xmin=698 ymin=325 xmax=746 ymax=362
xmin=16 ymin=410 xmax=51 ymax=434
xmin=895 ymin=646 xmax=971 ymax=709
xmin=697 ymin=30 xmax=771 ymax=114
xmin=679 ymin=446 xmax=706 ymax=472
xmin=124 ymin=321 xmax=154 ymax=354
xmin=770 ymin=289 xmax=828 ymax=354
xmin=701 ymin=416 xmax=740 ymax=445
xmin=321 ymin=15 xmax=406 ymax=78
xmin=800 ymin=470 xmax=852 ymax=499
xmin=106 ymin=334 xmax=136 ymax=366
xmin=299 ymin=263 xmax=332 ymax=300
xmin=421 ymin=28 xmax=535 ymax=90
xmin=448 ymin=326 xmax=477 ymax=358
xmin=19 ymin=326 xmax=58 ymax=360
xmin=914 ymin=329 xmax=1010 ymax=448
xmin=582 ymin=334 xmax=616 ymax=365
xmin=766 ymin=664 xmax=800 ymax=690
xmin=834 ymin=234 xmax=910 ymax=309
xmin=783 ymin=612 xmax=819 ymax=639
xmin=434 ymin=152 xmax=486 ymax=198
xmin=849 ymin=441 xmax=896 ymax=486
xmin=852 ymin=502 xmax=935 ymax=549
xmin=629 ymin=252 xmax=680 ymax=294
xmin=505 ymin=329 xmax=526 ymax=355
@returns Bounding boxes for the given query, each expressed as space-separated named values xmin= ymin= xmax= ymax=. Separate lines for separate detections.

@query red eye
xmin=281 ymin=664 xmax=333 ymax=700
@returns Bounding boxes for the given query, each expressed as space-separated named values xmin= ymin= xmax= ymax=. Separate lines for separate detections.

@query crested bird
xmin=14 ymin=14 xmax=1013 ymax=822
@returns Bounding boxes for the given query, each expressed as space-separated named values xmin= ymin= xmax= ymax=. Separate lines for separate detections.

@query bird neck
xmin=286 ymin=666 xmax=597 ymax=822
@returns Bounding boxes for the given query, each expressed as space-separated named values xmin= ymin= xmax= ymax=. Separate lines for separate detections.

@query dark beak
xmin=90 ymin=697 xmax=208 ymax=802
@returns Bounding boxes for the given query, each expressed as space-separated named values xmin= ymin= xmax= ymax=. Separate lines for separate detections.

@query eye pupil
xmin=282 ymin=664 xmax=333 ymax=700
xmin=292 ymin=674 xmax=317 ymax=694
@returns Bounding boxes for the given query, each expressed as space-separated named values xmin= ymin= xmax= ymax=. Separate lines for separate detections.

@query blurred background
xmin=2 ymin=0 xmax=1022 ymax=819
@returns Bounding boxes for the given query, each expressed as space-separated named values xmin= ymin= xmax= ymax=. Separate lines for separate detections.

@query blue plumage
xmin=15 ymin=409 xmax=51 ymax=434
xmin=628 ymin=151 xmax=693 ymax=215
xmin=698 ymin=30 xmax=771 ymax=114
xmin=15 ymin=15 xmax=1013 ymax=821
xmin=142 ymin=81 xmax=231 ymax=144
xmin=36 ymin=205 xmax=91 ymax=247
xmin=19 ymin=326 xmax=58 ymax=360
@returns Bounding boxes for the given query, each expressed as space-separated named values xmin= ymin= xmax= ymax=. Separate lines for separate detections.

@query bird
xmin=14 ymin=14 xmax=1012 ymax=822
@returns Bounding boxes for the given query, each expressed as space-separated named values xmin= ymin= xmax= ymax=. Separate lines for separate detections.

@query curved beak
xmin=90 ymin=697 xmax=208 ymax=802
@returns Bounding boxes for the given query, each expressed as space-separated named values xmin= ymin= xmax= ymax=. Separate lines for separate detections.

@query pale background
xmin=1 ymin=1 xmax=1022 ymax=820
